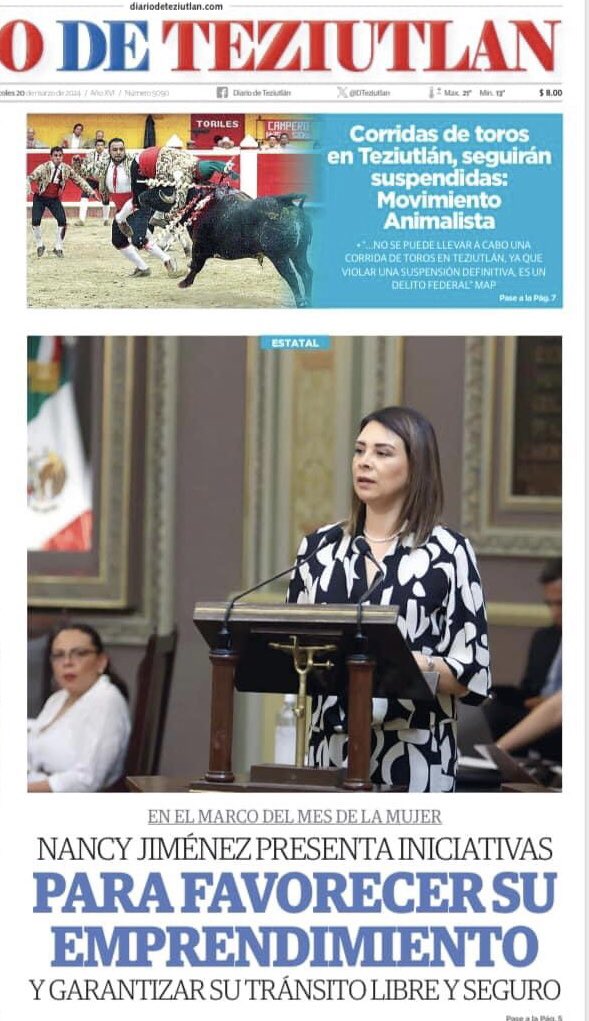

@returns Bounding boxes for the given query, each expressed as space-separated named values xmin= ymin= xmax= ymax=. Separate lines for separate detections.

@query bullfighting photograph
xmin=26 ymin=112 xmax=318 ymax=309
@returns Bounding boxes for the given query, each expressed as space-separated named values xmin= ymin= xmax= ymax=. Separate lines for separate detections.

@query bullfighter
xmin=27 ymin=146 xmax=96 ymax=258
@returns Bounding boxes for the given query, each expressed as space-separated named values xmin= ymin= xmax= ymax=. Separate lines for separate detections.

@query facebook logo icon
xmin=217 ymin=86 xmax=229 ymax=98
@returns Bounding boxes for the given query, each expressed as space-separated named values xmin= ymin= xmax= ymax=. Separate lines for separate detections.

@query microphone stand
xmin=216 ymin=523 xmax=345 ymax=649
xmin=352 ymin=537 xmax=386 ymax=647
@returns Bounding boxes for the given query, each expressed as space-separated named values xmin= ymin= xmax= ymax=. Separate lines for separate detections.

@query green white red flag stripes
xmin=27 ymin=337 xmax=92 ymax=552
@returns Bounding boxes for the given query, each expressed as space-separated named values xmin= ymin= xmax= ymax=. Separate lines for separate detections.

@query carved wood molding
xmin=461 ymin=336 xmax=561 ymax=557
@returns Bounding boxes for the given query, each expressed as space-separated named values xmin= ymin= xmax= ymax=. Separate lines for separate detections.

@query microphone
xmin=352 ymin=536 xmax=386 ymax=602
xmin=351 ymin=536 xmax=386 ymax=637
xmin=217 ymin=523 xmax=345 ymax=647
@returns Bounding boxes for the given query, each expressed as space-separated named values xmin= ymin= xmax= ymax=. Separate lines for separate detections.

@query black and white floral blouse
xmin=286 ymin=523 xmax=491 ymax=792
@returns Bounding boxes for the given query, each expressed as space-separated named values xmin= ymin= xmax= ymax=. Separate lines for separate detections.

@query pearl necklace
xmin=363 ymin=530 xmax=399 ymax=543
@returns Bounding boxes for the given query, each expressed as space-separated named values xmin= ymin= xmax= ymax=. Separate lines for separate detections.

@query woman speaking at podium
xmin=287 ymin=405 xmax=491 ymax=792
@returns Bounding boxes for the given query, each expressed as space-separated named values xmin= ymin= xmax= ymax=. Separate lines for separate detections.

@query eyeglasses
xmin=50 ymin=647 xmax=98 ymax=663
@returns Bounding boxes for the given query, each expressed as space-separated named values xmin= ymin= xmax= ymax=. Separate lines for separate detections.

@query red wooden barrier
xmin=26 ymin=150 xmax=316 ymax=206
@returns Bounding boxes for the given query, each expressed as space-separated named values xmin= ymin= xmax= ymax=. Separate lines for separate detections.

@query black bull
xmin=127 ymin=184 xmax=313 ymax=307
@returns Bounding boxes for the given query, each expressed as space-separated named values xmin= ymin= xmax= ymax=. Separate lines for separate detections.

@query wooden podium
xmin=191 ymin=602 xmax=435 ymax=793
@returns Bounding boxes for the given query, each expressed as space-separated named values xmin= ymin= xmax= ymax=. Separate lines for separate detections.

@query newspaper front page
xmin=0 ymin=1 xmax=585 ymax=1017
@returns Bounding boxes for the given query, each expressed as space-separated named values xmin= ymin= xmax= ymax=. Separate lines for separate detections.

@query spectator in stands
xmin=28 ymin=623 xmax=131 ymax=792
xmin=27 ymin=127 xmax=49 ymax=149
xmin=62 ymin=122 xmax=88 ymax=149
xmin=213 ymin=135 xmax=237 ymax=150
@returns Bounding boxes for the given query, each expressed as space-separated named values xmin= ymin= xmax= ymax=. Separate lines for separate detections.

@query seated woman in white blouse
xmin=28 ymin=624 xmax=131 ymax=793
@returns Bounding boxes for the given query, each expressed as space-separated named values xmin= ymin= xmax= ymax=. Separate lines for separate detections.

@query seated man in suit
xmin=484 ymin=558 xmax=562 ymax=761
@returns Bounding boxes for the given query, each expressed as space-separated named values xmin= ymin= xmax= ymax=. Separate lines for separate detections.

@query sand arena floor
xmin=26 ymin=216 xmax=294 ymax=309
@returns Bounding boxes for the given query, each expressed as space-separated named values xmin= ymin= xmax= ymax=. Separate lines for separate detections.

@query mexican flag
xmin=27 ymin=337 xmax=92 ymax=551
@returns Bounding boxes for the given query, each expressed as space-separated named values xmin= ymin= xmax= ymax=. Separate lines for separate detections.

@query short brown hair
xmin=349 ymin=405 xmax=444 ymax=546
